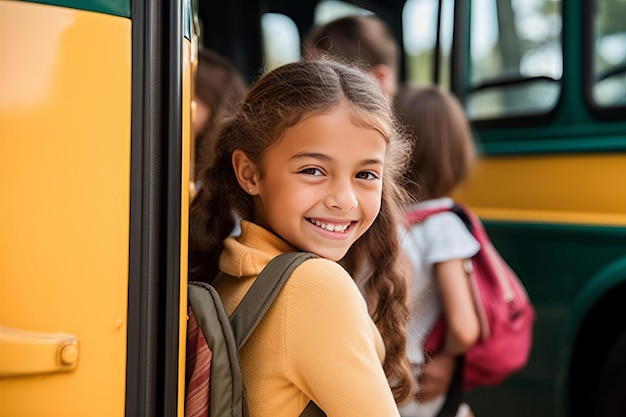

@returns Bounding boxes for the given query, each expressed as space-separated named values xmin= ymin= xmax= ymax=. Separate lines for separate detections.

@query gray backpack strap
xmin=299 ymin=400 xmax=327 ymax=417
xmin=230 ymin=251 xmax=317 ymax=348
xmin=229 ymin=251 xmax=326 ymax=417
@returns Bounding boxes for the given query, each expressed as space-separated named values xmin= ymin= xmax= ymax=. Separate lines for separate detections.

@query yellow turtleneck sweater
xmin=213 ymin=220 xmax=400 ymax=417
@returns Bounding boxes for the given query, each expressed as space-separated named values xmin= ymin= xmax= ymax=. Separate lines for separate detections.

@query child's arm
xmin=435 ymin=258 xmax=480 ymax=355
xmin=413 ymin=258 xmax=478 ymax=402
xmin=415 ymin=352 xmax=457 ymax=402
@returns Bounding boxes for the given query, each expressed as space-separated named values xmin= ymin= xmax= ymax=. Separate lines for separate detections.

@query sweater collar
xmin=218 ymin=220 xmax=296 ymax=278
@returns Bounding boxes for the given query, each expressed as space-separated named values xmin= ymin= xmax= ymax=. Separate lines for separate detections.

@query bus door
xmin=0 ymin=0 xmax=195 ymax=415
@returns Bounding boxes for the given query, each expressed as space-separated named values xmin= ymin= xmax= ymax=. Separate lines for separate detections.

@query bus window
xmin=402 ymin=0 xmax=454 ymax=88
xmin=260 ymin=2 xmax=375 ymax=72
xmin=314 ymin=0 xmax=372 ymax=23
xmin=466 ymin=0 xmax=563 ymax=120
xmin=590 ymin=0 xmax=626 ymax=108
xmin=262 ymin=13 xmax=301 ymax=69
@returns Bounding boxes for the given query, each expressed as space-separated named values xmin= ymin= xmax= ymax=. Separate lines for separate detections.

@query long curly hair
xmin=189 ymin=57 xmax=414 ymax=403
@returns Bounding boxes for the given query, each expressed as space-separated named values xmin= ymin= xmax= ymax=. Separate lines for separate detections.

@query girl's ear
xmin=232 ymin=149 xmax=260 ymax=195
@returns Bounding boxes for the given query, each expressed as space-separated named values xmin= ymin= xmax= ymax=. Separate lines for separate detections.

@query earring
xmin=248 ymin=189 xmax=253 ymax=194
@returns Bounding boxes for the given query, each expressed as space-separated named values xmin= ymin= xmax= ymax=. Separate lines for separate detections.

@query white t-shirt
xmin=400 ymin=197 xmax=480 ymax=365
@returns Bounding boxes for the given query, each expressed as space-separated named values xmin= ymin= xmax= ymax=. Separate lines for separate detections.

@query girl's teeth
xmin=311 ymin=219 xmax=348 ymax=232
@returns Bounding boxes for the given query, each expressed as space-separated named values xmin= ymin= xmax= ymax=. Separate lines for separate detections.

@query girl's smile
xmin=307 ymin=217 xmax=353 ymax=233
xmin=307 ymin=217 xmax=356 ymax=241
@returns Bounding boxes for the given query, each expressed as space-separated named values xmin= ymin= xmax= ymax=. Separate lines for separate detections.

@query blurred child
xmin=395 ymin=85 xmax=481 ymax=417
xmin=302 ymin=14 xmax=400 ymax=98
xmin=192 ymin=47 xmax=247 ymax=181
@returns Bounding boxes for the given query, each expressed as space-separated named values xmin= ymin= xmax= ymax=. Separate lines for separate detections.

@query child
xmin=192 ymin=47 xmax=248 ymax=182
xmin=189 ymin=58 xmax=414 ymax=416
xmin=301 ymin=15 xmax=400 ymax=98
xmin=395 ymin=85 xmax=481 ymax=417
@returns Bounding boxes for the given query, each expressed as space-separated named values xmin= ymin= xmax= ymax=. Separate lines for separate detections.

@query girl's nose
xmin=325 ymin=179 xmax=358 ymax=211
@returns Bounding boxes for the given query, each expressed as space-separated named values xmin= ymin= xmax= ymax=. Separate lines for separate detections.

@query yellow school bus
xmin=0 ymin=0 xmax=196 ymax=415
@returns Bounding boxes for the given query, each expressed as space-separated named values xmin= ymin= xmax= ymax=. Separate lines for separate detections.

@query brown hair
xmin=395 ymin=85 xmax=476 ymax=201
xmin=302 ymin=15 xmax=399 ymax=76
xmin=194 ymin=48 xmax=247 ymax=178
xmin=189 ymin=57 xmax=414 ymax=403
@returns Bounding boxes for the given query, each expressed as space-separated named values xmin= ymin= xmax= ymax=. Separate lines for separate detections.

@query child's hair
xmin=189 ymin=57 xmax=414 ymax=403
xmin=395 ymin=85 xmax=476 ymax=201
xmin=194 ymin=48 xmax=248 ymax=178
xmin=302 ymin=15 xmax=399 ymax=78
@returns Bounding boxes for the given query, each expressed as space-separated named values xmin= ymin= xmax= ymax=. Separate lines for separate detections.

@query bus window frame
xmin=583 ymin=0 xmax=626 ymax=121
xmin=460 ymin=0 xmax=564 ymax=131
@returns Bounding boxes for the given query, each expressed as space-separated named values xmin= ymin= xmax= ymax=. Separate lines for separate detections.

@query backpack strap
xmin=434 ymin=355 xmax=465 ymax=417
xmin=230 ymin=251 xmax=317 ymax=348
xmin=405 ymin=202 xmax=473 ymax=231
xmin=404 ymin=206 xmax=451 ymax=225
xmin=450 ymin=203 xmax=473 ymax=232
xmin=229 ymin=251 xmax=327 ymax=417
xmin=299 ymin=400 xmax=327 ymax=417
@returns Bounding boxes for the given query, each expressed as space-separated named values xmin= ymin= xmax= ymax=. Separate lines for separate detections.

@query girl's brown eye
xmin=298 ymin=167 xmax=324 ymax=176
xmin=356 ymin=171 xmax=378 ymax=180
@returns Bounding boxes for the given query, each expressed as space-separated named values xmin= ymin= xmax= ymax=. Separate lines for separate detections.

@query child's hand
xmin=415 ymin=353 xmax=457 ymax=402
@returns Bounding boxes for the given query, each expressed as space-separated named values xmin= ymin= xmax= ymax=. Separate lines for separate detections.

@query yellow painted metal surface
xmin=454 ymin=153 xmax=626 ymax=226
xmin=0 ymin=2 xmax=131 ymax=416
xmin=177 ymin=37 xmax=195 ymax=417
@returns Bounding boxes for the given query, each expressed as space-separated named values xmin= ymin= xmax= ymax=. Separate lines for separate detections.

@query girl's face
xmin=252 ymin=105 xmax=386 ymax=261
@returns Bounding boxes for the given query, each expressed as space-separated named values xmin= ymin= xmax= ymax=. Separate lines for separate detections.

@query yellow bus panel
xmin=0 ymin=2 xmax=131 ymax=416
xmin=455 ymin=153 xmax=626 ymax=226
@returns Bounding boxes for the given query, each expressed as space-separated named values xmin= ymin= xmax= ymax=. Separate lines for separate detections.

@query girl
xmin=189 ymin=58 xmax=414 ymax=417
xmin=395 ymin=85 xmax=481 ymax=417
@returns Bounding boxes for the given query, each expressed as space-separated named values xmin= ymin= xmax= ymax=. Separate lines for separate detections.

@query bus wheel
xmin=593 ymin=331 xmax=626 ymax=417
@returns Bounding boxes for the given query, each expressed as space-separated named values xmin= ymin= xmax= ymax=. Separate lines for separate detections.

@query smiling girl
xmin=189 ymin=58 xmax=414 ymax=417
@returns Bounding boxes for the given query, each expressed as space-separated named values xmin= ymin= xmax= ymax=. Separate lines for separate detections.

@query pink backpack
xmin=405 ymin=202 xmax=535 ymax=391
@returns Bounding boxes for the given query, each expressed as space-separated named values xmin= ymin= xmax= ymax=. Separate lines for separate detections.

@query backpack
xmin=185 ymin=251 xmax=326 ymax=417
xmin=404 ymin=202 xmax=535 ymax=391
